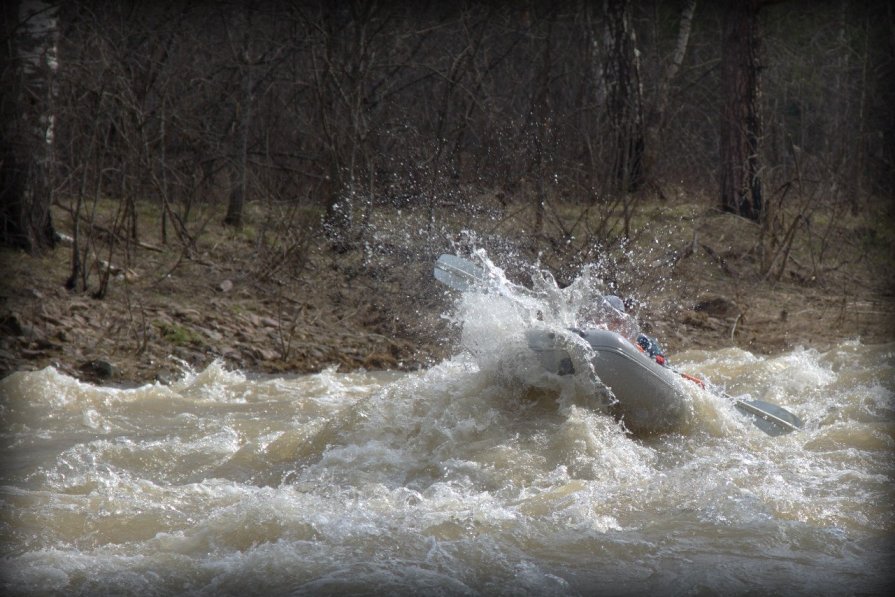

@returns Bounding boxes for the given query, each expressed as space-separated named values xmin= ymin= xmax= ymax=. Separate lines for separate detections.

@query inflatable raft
xmin=432 ymin=254 xmax=802 ymax=436
xmin=525 ymin=328 xmax=691 ymax=434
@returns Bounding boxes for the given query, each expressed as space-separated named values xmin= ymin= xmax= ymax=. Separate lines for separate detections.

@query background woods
xmin=2 ymin=0 xmax=891 ymax=248
xmin=1 ymin=0 xmax=893 ymax=381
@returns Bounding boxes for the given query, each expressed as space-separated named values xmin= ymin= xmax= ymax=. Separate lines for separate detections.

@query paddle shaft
xmin=667 ymin=363 xmax=802 ymax=433
xmin=434 ymin=254 xmax=539 ymax=298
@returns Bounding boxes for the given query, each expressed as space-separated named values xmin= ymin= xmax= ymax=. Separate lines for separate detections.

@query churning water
xmin=2 ymin=257 xmax=893 ymax=595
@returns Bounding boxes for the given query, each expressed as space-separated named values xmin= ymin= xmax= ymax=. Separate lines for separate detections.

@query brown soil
xmin=1 ymin=195 xmax=893 ymax=385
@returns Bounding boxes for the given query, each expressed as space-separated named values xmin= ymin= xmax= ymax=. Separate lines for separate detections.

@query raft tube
xmin=525 ymin=328 xmax=690 ymax=434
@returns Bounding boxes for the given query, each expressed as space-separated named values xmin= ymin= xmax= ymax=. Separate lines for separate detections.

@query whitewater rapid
xmin=1 ymin=258 xmax=893 ymax=595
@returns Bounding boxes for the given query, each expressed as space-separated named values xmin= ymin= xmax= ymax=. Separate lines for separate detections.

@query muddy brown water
xmin=2 ymin=274 xmax=893 ymax=595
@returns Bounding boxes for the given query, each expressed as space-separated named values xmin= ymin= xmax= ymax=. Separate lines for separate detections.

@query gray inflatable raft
xmin=525 ymin=328 xmax=690 ymax=434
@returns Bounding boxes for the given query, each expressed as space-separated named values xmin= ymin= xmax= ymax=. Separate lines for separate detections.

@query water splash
xmin=2 ymin=248 xmax=894 ymax=594
xmin=1 ymin=337 xmax=893 ymax=594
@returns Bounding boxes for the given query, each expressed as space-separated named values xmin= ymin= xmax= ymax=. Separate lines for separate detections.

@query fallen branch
xmin=55 ymin=213 xmax=163 ymax=253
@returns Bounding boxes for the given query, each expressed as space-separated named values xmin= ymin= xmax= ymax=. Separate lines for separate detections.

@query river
xmin=2 ymin=263 xmax=893 ymax=595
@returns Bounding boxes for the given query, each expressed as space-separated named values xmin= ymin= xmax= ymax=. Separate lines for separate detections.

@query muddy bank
xmin=2 ymin=200 xmax=893 ymax=385
xmin=1 ymin=243 xmax=425 ymax=385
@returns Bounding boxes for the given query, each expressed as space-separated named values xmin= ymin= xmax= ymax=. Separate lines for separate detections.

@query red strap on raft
xmin=680 ymin=372 xmax=706 ymax=389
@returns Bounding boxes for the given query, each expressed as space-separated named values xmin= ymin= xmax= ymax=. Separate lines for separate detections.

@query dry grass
xmin=1 ymin=187 xmax=892 ymax=384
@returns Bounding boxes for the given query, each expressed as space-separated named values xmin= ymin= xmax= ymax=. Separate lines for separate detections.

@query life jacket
xmin=635 ymin=333 xmax=705 ymax=388
xmin=636 ymin=334 xmax=665 ymax=360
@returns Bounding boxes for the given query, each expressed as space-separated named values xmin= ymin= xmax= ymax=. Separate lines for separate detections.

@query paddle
xmin=434 ymin=254 xmax=803 ymax=435
xmin=662 ymin=363 xmax=803 ymax=435
xmin=434 ymin=253 xmax=538 ymax=297
xmin=433 ymin=254 xmax=490 ymax=292
xmin=731 ymin=397 xmax=803 ymax=436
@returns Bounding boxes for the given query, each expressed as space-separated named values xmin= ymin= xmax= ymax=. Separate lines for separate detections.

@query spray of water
xmin=2 ymin=249 xmax=892 ymax=594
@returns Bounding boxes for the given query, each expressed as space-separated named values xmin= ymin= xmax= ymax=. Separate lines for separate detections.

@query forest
xmin=1 ymin=0 xmax=893 ymax=382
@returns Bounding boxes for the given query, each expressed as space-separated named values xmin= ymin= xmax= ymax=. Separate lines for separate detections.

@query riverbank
xmin=2 ymin=193 xmax=893 ymax=385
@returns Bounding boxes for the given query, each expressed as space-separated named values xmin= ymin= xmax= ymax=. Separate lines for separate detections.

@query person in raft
xmin=602 ymin=295 xmax=668 ymax=366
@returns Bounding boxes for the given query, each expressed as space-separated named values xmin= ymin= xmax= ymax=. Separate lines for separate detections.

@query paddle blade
xmin=434 ymin=254 xmax=488 ymax=292
xmin=734 ymin=399 xmax=803 ymax=436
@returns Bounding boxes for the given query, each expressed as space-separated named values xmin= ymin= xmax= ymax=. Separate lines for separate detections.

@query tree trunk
xmin=532 ymin=11 xmax=554 ymax=238
xmin=644 ymin=0 xmax=696 ymax=175
xmin=224 ymin=65 xmax=252 ymax=229
xmin=602 ymin=0 xmax=645 ymax=193
xmin=719 ymin=0 xmax=764 ymax=221
xmin=0 ymin=0 xmax=59 ymax=253
xmin=224 ymin=10 xmax=255 ymax=229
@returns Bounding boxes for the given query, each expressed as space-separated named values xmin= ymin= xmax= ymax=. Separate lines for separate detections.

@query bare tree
xmin=644 ymin=0 xmax=696 ymax=178
xmin=0 ymin=0 xmax=59 ymax=252
xmin=14 ymin=0 xmax=885 ymax=282
xmin=719 ymin=0 xmax=770 ymax=221
xmin=602 ymin=0 xmax=645 ymax=194
xmin=223 ymin=5 xmax=257 ymax=229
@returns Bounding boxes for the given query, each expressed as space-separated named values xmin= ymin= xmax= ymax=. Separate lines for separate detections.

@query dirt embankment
xmin=0 ymin=238 xmax=426 ymax=385
xmin=1 ymin=198 xmax=893 ymax=385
